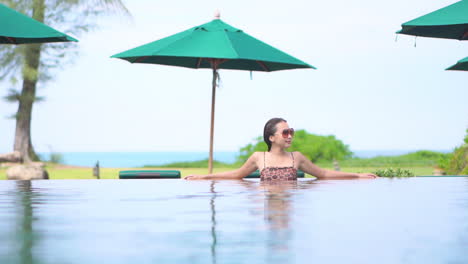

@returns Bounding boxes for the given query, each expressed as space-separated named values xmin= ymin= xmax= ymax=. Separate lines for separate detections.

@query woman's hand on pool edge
xmin=357 ymin=173 xmax=379 ymax=179
xmin=183 ymin=175 xmax=205 ymax=180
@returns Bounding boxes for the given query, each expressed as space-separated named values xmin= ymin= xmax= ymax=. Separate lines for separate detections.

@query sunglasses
xmin=277 ymin=128 xmax=295 ymax=138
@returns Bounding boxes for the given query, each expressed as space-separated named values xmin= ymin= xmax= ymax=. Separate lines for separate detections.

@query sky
xmin=1 ymin=0 xmax=467 ymax=154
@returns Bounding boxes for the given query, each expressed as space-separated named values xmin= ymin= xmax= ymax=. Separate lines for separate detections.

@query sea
xmin=37 ymin=150 xmax=449 ymax=168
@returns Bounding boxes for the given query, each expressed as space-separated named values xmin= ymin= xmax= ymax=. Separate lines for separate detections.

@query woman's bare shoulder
xmin=291 ymin=151 xmax=307 ymax=160
xmin=251 ymin=151 xmax=264 ymax=159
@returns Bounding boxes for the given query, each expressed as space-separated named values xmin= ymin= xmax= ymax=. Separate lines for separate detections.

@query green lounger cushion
xmin=119 ymin=170 xmax=181 ymax=179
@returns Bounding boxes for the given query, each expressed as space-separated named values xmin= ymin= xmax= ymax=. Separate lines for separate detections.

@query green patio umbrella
xmin=112 ymin=14 xmax=315 ymax=173
xmin=397 ymin=0 xmax=468 ymax=40
xmin=446 ymin=56 xmax=468 ymax=70
xmin=0 ymin=3 xmax=77 ymax=44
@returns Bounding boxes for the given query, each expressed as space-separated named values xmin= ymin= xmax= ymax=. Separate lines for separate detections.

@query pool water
xmin=0 ymin=177 xmax=467 ymax=264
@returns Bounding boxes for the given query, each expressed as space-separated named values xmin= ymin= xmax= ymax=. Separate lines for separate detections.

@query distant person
xmin=184 ymin=118 xmax=377 ymax=181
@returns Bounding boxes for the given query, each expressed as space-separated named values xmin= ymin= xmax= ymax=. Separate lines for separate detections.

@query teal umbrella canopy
xmin=112 ymin=16 xmax=315 ymax=173
xmin=446 ymin=56 xmax=468 ymax=70
xmin=0 ymin=3 xmax=77 ymax=44
xmin=112 ymin=18 xmax=315 ymax=71
xmin=397 ymin=0 xmax=468 ymax=40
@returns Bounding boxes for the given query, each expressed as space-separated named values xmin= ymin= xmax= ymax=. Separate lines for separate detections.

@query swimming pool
xmin=0 ymin=177 xmax=467 ymax=264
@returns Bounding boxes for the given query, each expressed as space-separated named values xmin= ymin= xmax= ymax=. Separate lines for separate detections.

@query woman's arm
xmin=295 ymin=152 xmax=377 ymax=179
xmin=183 ymin=152 xmax=259 ymax=180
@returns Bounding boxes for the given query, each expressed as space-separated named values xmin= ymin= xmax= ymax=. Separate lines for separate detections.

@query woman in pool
xmin=184 ymin=118 xmax=377 ymax=181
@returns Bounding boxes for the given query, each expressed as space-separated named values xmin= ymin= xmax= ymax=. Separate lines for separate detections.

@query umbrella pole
xmin=208 ymin=66 xmax=217 ymax=174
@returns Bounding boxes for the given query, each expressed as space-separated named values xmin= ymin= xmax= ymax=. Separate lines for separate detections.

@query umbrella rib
xmin=218 ymin=59 xmax=228 ymax=67
xmin=196 ymin=58 xmax=203 ymax=68
xmin=462 ymin=31 xmax=468 ymax=40
xmin=256 ymin=60 xmax=270 ymax=71
xmin=223 ymin=31 xmax=240 ymax=59
xmin=6 ymin=36 xmax=17 ymax=44
xmin=133 ymin=56 xmax=149 ymax=63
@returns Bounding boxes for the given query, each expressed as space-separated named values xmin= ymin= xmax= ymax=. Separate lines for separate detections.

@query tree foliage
xmin=0 ymin=0 xmax=129 ymax=161
xmin=441 ymin=129 xmax=468 ymax=175
xmin=0 ymin=0 xmax=129 ymax=89
xmin=236 ymin=129 xmax=353 ymax=163
xmin=372 ymin=168 xmax=415 ymax=178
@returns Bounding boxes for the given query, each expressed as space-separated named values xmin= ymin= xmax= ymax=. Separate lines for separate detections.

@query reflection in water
xmin=209 ymin=181 xmax=217 ymax=264
xmin=262 ymin=182 xmax=296 ymax=230
xmin=234 ymin=179 xmax=317 ymax=262
xmin=2 ymin=178 xmax=466 ymax=263
xmin=261 ymin=182 xmax=296 ymax=260
xmin=258 ymin=180 xmax=316 ymax=262
xmin=14 ymin=181 xmax=41 ymax=264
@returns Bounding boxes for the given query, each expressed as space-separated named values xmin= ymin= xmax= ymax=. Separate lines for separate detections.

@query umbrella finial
xmin=214 ymin=10 xmax=220 ymax=19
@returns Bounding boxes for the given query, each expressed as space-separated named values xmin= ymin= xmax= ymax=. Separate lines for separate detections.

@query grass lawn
xmin=0 ymin=165 xmax=435 ymax=180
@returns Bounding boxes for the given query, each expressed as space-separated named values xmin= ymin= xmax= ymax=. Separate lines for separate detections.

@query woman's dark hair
xmin=263 ymin=117 xmax=287 ymax=151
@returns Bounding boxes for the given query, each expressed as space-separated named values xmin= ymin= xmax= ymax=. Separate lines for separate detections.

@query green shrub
xmin=372 ymin=168 xmax=415 ymax=178
xmin=316 ymin=150 xmax=449 ymax=168
xmin=437 ymin=154 xmax=452 ymax=171
xmin=40 ymin=151 xmax=64 ymax=164
xmin=49 ymin=152 xmax=64 ymax=164
xmin=237 ymin=130 xmax=352 ymax=163
xmin=446 ymin=146 xmax=468 ymax=175
xmin=442 ymin=129 xmax=468 ymax=175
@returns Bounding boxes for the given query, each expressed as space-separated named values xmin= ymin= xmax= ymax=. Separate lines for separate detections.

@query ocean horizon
xmin=37 ymin=149 xmax=450 ymax=168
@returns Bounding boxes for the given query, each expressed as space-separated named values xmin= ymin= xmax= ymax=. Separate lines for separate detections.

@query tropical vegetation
xmin=439 ymin=129 xmax=468 ymax=175
xmin=0 ymin=0 xmax=128 ymax=162
xmin=372 ymin=168 xmax=415 ymax=178
xmin=236 ymin=129 xmax=352 ymax=163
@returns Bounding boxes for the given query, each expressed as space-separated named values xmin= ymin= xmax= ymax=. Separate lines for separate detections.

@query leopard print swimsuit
xmin=260 ymin=152 xmax=297 ymax=181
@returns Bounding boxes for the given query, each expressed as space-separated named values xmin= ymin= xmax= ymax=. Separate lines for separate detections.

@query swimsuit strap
xmin=264 ymin=151 xmax=294 ymax=169
xmin=291 ymin=152 xmax=295 ymax=167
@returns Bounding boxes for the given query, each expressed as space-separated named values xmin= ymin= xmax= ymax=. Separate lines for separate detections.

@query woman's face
xmin=270 ymin=121 xmax=294 ymax=149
